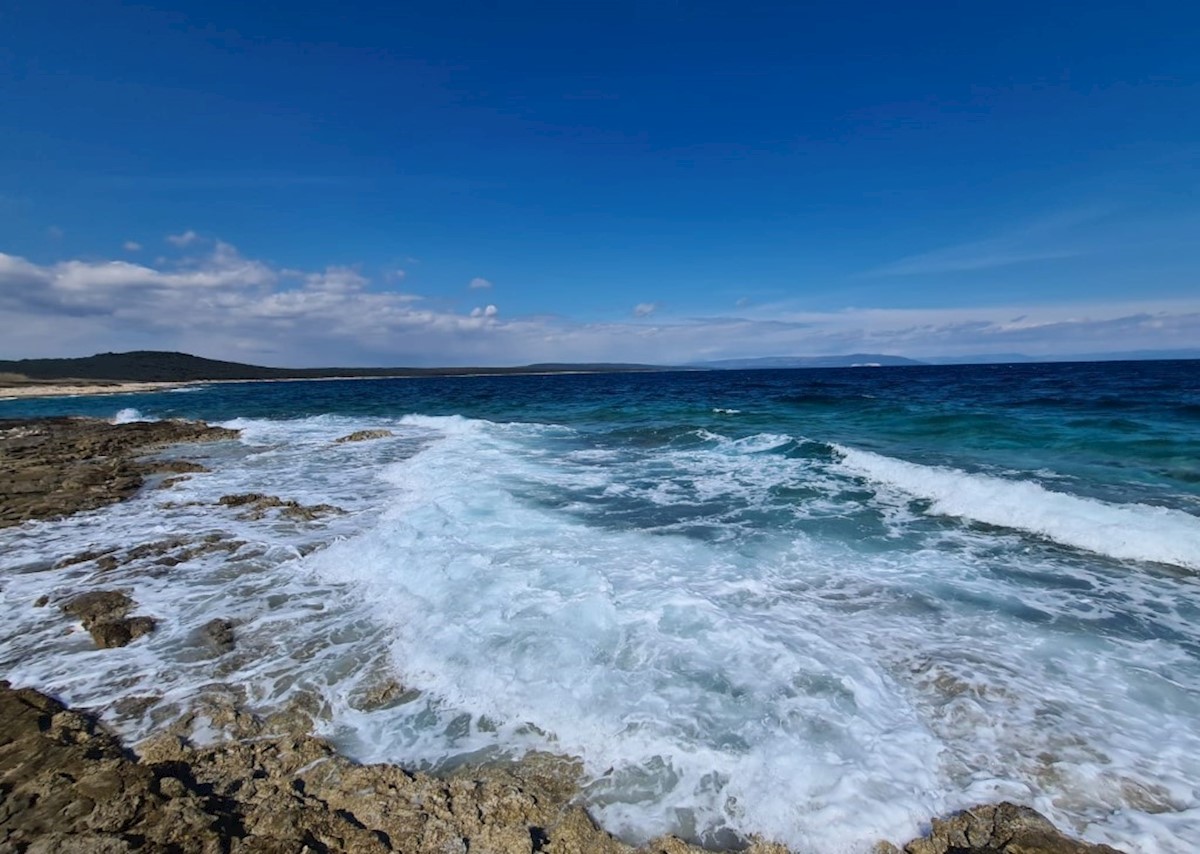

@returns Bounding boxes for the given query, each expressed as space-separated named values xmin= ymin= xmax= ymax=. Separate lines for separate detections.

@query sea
xmin=1 ymin=360 xmax=1198 ymax=853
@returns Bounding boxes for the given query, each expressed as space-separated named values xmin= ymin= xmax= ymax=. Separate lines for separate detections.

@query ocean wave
xmin=833 ymin=445 xmax=1200 ymax=570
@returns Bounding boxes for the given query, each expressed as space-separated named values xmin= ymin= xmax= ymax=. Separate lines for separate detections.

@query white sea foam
xmin=834 ymin=445 xmax=1200 ymax=570
xmin=112 ymin=407 xmax=150 ymax=423
xmin=2 ymin=414 xmax=1199 ymax=852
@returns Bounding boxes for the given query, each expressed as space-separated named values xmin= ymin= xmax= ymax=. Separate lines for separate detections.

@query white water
xmin=834 ymin=444 xmax=1200 ymax=570
xmin=1 ymin=414 xmax=1199 ymax=852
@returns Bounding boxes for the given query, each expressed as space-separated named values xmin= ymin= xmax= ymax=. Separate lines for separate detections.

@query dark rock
xmin=90 ymin=617 xmax=158 ymax=649
xmin=0 ymin=417 xmax=238 ymax=528
xmin=218 ymin=492 xmax=343 ymax=521
xmin=0 ymin=681 xmax=232 ymax=852
xmin=61 ymin=590 xmax=157 ymax=649
xmin=201 ymin=618 xmax=235 ymax=654
xmin=0 ymin=683 xmax=736 ymax=854
xmin=899 ymin=802 xmax=1125 ymax=854
xmin=54 ymin=546 xmax=119 ymax=569
xmin=0 ymin=684 xmax=1131 ymax=854
xmin=62 ymin=590 xmax=133 ymax=625
xmin=146 ymin=459 xmax=210 ymax=475
xmin=335 ymin=429 xmax=394 ymax=443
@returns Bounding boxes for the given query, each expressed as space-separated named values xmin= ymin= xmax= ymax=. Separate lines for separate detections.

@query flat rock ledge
xmin=880 ymin=802 xmax=1124 ymax=854
xmin=0 ymin=417 xmax=238 ymax=528
xmin=61 ymin=590 xmax=157 ymax=649
xmin=0 ymin=683 xmax=1125 ymax=854
xmin=335 ymin=429 xmax=394 ymax=443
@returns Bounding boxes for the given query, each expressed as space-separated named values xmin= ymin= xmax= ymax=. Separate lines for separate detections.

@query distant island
xmin=2 ymin=348 xmax=1198 ymax=388
xmin=691 ymin=354 xmax=925 ymax=369
xmin=0 ymin=351 xmax=672 ymax=385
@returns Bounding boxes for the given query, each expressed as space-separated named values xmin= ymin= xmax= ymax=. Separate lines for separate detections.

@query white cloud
xmin=1 ymin=240 xmax=1198 ymax=366
xmin=469 ymin=277 xmax=492 ymax=289
xmin=166 ymin=229 xmax=200 ymax=247
xmin=633 ymin=302 xmax=658 ymax=317
xmin=123 ymin=241 xmax=142 ymax=252
xmin=47 ymin=226 xmax=64 ymax=240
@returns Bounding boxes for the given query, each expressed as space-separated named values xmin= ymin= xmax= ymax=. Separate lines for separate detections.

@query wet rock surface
xmin=0 ymin=682 xmax=789 ymax=854
xmin=200 ymin=618 xmax=236 ymax=655
xmin=61 ymin=590 xmax=158 ymax=649
xmin=0 ymin=417 xmax=237 ymax=528
xmin=50 ymin=535 xmax=246 ymax=579
xmin=217 ymin=492 xmax=344 ymax=521
xmin=889 ymin=801 xmax=1124 ymax=853
xmin=0 ymin=682 xmax=1124 ymax=854
xmin=335 ymin=428 xmax=394 ymax=443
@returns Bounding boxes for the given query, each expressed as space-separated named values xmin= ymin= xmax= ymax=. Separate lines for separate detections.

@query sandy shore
xmin=0 ymin=417 xmax=1127 ymax=854
xmin=0 ymin=380 xmax=189 ymax=400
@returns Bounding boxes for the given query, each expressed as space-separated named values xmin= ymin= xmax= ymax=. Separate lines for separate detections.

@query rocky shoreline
xmin=0 ymin=417 xmax=1127 ymax=853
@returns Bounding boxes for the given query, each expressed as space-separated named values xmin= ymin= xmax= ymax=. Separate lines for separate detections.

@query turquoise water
xmin=2 ymin=361 xmax=1198 ymax=852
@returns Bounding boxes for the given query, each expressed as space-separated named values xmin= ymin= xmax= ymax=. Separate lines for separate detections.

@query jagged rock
xmin=335 ymin=429 xmax=394 ymax=443
xmin=0 ymin=681 xmax=232 ymax=853
xmin=0 ymin=684 xmax=719 ymax=854
xmin=347 ymin=676 xmax=419 ymax=712
xmin=0 ymin=683 xmax=1134 ymax=854
xmin=90 ymin=617 xmax=158 ymax=649
xmin=146 ymin=459 xmax=210 ymax=474
xmin=62 ymin=590 xmax=133 ymax=625
xmin=201 ymin=618 xmax=235 ymax=654
xmin=899 ymin=802 xmax=1125 ymax=854
xmin=0 ymin=417 xmax=238 ymax=528
xmin=113 ymin=534 xmax=246 ymax=570
xmin=61 ymin=590 xmax=157 ymax=649
xmin=218 ymin=492 xmax=343 ymax=521
xmin=54 ymin=546 xmax=119 ymax=569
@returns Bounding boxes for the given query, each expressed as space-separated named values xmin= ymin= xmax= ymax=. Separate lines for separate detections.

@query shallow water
xmin=2 ymin=362 xmax=1198 ymax=852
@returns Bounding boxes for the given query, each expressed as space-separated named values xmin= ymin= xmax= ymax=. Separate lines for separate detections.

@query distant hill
xmin=0 ymin=351 xmax=671 ymax=383
xmin=921 ymin=349 xmax=1200 ymax=365
xmin=692 ymin=354 xmax=925 ymax=370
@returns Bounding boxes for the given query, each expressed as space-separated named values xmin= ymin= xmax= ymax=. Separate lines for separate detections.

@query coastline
xmin=0 ymin=380 xmax=191 ymax=400
xmin=0 ymin=417 xmax=1129 ymax=853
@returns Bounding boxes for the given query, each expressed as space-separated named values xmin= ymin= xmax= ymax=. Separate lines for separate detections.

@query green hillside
xmin=0 ymin=351 xmax=670 ymax=382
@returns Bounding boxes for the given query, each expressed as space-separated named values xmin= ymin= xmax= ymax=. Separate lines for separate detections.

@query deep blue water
xmin=6 ymin=360 xmax=1199 ymax=510
xmin=3 ymin=360 xmax=1199 ymax=852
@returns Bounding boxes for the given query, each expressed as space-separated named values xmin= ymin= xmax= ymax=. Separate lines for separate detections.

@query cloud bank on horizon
xmin=2 ymin=236 xmax=1197 ymax=367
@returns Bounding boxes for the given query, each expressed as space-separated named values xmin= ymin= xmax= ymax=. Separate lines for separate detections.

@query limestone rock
xmin=201 ymin=618 xmax=236 ymax=654
xmin=900 ymin=802 xmax=1125 ymax=854
xmin=0 ymin=683 xmax=1134 ymax=854
xmin=336 ymin=429 xmax=394 ymax=443
xmin=0 ymin=417 xmax=237 ymax=528
xmin=61 ymin=590 xmax=157 ymax=649
xmin=218 ymin=492 xmax=343 ymax=521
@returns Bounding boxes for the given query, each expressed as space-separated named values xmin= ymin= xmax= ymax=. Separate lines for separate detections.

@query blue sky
xmin=2 ymin=0 xmax=1198 ymax=366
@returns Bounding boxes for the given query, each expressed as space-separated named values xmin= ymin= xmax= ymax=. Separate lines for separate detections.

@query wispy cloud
xmin=867 ymin=206 xmax=1109 ymax=277
xmin=166 ymin=229 xmax=200 ymax=247
xmin=633 ymin=302 xmax=659 ymax=317
xmin=123 ymin=240 xmax=142 ymax=252
xmin=469 ymin=277 xmax=493 ymax=289
xmin=870 ymin=245 xmax=1079 ymax=276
